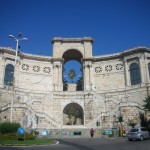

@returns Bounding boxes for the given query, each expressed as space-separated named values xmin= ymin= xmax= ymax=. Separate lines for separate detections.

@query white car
xmin=127 ymin=127 xmax=150 ymax=141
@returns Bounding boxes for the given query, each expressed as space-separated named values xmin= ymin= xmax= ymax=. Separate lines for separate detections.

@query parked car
xmin=127 ymin=127 xmax=149 ymax=141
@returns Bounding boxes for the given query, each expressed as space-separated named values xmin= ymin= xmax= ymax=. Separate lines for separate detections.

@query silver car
xmin=127 ymin=127 xmax=149 ymax=141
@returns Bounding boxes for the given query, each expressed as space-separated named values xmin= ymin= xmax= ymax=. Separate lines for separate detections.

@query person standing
xmin=90 ymin=128 xmax=94 ymax=140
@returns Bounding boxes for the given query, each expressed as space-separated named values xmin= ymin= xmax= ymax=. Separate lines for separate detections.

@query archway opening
xmin=62 ymin=49 xmax=83 ymax=91
xmin=63 ymin=103 xmax=84 ymax=125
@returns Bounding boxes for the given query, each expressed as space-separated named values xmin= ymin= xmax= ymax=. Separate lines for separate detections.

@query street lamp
xmin=8 ymin=33 xmax=28 ymax=122
xmin=8 ymin=33 xmax=28 ymax=65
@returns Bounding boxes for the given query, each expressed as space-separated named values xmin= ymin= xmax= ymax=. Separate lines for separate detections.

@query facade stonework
xmin=0 ymin=37 xmax=150 ymax=132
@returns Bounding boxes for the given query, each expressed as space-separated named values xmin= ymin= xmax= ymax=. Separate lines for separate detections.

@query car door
xmin=141 ymin=128 xmax=149 ymax=138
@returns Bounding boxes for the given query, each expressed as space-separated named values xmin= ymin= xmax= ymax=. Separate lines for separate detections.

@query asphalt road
xmin=0 ymin=138 xmax=150 ymax=150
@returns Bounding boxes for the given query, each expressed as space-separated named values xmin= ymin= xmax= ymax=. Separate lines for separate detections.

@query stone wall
xmin=0 ymin=41 xmax=150 ymax=131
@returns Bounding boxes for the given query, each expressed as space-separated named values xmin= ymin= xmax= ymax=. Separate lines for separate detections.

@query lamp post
xmin=8 ymin=33 xmax=28 ymax=65
xmin=8 ymin=33 xmax=28 ymax=122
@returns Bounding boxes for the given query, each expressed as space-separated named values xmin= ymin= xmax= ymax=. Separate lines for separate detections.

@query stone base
xmin=67 ymin=84 xmax=77 ymax=91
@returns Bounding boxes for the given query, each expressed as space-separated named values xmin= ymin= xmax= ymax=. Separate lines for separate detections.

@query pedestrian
xmin=90 ymin=128 xmax=94 ymax=140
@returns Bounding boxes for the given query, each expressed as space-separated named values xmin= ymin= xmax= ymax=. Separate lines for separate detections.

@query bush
xmin=0 ymin=122 xmax=21 ymax=134
xmin=108 ymin=134 xmax=113 ymax=137
xmin=18 ymin=132 xmax=35 ymax=140
xmin=0 ymin=132 xmax=35 ymax=140
xmin=0 ymin=133 xmax=17 ymax=140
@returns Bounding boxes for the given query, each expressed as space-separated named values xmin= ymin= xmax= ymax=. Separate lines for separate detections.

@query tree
xmin=139 ymin=112 xmax=150 ymax=133
xmin=68 ymin=69 xmax=76 ymax=83
xmin=63 ymin=77 xmax=68 ymax=91
xmin=139 ymin=112 xmax=147 ymax=127
xmin=127 ymin=118 xmax=138 ymax=128
xmin=143 ymin=96 xmax=150 ymax=111
xmin=77 ymin=76 xmax=83 ymax=91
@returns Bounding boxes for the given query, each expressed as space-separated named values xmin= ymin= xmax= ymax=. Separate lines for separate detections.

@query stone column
xmin=145 ymin=53 xmax=150 ymax=83
xmin=53 ymin=62 xmax=62 ymax=91
xmin=124 ymin=59 xmax=130 ymax=86
xmin=83 ymin=61 xmax=92 ymax=91
xmin=139 ymin=54 xmax=146 ymax=84
xmin=1 ymin=56 xmax=6 ymax=87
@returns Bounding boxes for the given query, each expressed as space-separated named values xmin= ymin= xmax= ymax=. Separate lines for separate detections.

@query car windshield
xmin=130 ymin=129 xmax=139 ymax=132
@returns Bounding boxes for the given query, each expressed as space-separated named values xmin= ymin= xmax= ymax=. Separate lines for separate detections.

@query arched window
xmin=4 ymin=64 xmax=14 ymax=86
xmin=148 ymin=63 xmax=150 ymax=79
xmin=130 ymin=63 xmax=141 ymax=85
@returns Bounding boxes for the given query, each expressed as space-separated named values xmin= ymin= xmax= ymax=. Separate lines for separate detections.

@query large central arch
xmin=52 ymin=37 xmax=93 ymax=92
xmin=62 ymin=49 xmax=83 ymax=63
xmin=62 ymin=49 xmax=83 ymax=91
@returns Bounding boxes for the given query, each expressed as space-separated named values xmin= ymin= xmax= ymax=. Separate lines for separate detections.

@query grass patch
xmin=0 ymin=139 xmax=56 ymax=146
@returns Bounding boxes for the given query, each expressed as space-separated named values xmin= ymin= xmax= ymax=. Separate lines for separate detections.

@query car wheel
xmin=140 ymin=136 xmax=143 ymax=141
xmin=128 ymin=138 xmax=132 ymax=141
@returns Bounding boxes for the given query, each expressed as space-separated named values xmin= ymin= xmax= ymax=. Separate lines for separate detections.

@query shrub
xmin=0 ymin=133 xmax=17 ymax=140
xmin=108 ymin=134 xmax=113 ymax=137
xmin=18 ymin=132 xmax=35 ymax=140
xmin=0 ymin=132 xmax=35 ymax=140
xmin=0 ymin=122 xmax=21 ymax=134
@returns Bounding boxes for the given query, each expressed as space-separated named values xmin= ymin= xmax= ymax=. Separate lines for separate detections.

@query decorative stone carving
xmin=22 ymin=64 xmax=29 ymax=71
xmin=33 ymin=65 xmax=40 ymax=72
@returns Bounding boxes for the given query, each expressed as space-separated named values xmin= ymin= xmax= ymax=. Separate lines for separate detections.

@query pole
xmin=15 ymin=39 xmax=19 ymax=65
xmin=10 ymin=77 xmax=15 ymax=122
xmin=8 ymin=33 xmax=28 ymax=122
xmin=10 ymin=39 xmax=18 ymax=122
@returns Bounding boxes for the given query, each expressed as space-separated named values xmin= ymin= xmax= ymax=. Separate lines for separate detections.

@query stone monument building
xmin=0 ymin=37 xmax=150 ymax=132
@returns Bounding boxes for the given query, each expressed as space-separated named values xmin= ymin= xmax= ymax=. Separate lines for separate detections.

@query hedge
xmin=0 ymin=122 xmax=21 ymax=134
xmin=0 ymin=132 xmax=35 ymax=140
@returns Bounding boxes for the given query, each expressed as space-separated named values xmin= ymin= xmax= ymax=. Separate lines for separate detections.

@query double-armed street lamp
xmin=8 ymin=33 xmax=28 ymax=122
xmin=8 ymin=33 xmax=28 ymax=65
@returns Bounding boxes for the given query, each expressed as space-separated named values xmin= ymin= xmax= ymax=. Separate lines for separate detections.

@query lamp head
xmin=8 ymin=35 xmax=14 ymax=39
xmin=18 ymin=32 xmax=22 ymax=37
xmin=22 ymin=38 xmax=28 ymax=41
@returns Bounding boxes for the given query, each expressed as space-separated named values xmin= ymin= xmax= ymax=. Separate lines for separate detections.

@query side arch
xmin=63 ymin=103 xmax=84 ymax=125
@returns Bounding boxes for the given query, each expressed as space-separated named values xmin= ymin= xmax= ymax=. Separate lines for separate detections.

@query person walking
xmin=90 ymin=128 xmax=94 ymax=141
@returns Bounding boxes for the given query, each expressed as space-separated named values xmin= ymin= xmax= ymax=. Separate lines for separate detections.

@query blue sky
xmin=0 ymin=0 xmax=150 ymax=57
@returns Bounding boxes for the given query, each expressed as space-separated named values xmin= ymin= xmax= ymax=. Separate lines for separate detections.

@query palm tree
xmin=68 ymin=69 xmax=76 ymax=83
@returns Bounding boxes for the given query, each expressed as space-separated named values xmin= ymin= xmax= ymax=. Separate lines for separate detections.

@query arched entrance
xmin=63 ymin=103 xmax=84 ymax=125
xmin=51 ymin=37 xmax=94 ymax=91
xmin=62 ymin=49 xmax=83 ymax=91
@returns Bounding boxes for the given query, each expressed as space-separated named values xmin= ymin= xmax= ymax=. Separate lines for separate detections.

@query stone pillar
xmin=83 ymin=38 xmax=93 ymax=58
xmin=139 ymin=54 xmax=146 ymax=84
xmin=53 ymin=61 xmax=62 ymax=91
xmin=83 ymin=61 xmax=92 ymax=91
xmin=124 ymin=59 xmax=130 ymax=86
xmin=145 ymin=53 xmax=150 ymax=83
xmin=1 ymin=56 xmax=6 ymax=87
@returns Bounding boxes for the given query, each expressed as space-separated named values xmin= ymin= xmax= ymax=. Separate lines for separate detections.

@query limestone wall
xmin=93 ymin=59 xmax=125 ymax=92
xmin=0 ymin=42 xmax=150 ymax=131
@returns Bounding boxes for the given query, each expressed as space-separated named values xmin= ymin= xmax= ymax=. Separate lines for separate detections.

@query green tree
xmin=68 ymin=69 xmax=76 ymax=83
xmin=63 ymin=77 xmax=68 ymax=91
xmin=143 ymin=96 xmax=150 ymax=111
xmin=77 ymin=76 xmax=83 ymax=91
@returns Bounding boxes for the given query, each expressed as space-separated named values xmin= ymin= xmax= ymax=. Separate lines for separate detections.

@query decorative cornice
xmin=1 ymin=46 xmax=150 ymax=62
xmin=0 ymin=47 xmax=52 ymax=62
xmin=93 ymin=47 xmax=150 ymax=61
xmin=51 ymin=37 xmax=94 ymax=44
